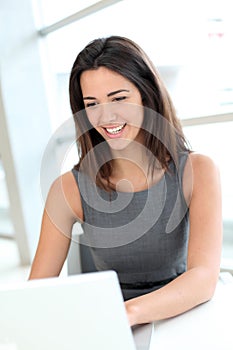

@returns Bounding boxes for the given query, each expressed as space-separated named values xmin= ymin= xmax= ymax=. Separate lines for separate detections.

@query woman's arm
xmin=125 ymin=153 xmax=222 ymax=326
xmin=29 ymin=171 xmax=82 ymax=279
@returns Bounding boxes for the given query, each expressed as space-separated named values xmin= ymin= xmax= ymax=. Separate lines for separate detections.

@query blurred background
xmin=0 ymin=0 xmax=232 ymax=282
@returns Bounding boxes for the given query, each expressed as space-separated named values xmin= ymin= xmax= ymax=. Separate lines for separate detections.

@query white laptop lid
xmin=0 ymin=271 xmax=136 ymax=350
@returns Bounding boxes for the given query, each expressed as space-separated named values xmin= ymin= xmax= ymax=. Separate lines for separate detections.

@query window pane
xmin=34 ymin=0 xmax=100 ymax=26
xmin=183 ymin=122 xmax=233 ymax=265
xmin=37 ymin=0 xmax=233 ymax=130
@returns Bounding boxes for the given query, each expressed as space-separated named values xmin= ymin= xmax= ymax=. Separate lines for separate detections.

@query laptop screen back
xmin=0 ymin=271 xmax=136 ymax=350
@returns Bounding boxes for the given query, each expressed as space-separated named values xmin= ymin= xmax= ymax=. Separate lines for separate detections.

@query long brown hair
xmin=69 ymin=36 xmax=190 ymax=191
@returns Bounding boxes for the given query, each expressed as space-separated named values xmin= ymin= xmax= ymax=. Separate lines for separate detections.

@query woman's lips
xmin=102 ymin=123 xmax=126 ymax=138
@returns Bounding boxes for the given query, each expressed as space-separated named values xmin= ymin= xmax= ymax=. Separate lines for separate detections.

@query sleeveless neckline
xmin=98 ymin=169 xmax=167 ymax=195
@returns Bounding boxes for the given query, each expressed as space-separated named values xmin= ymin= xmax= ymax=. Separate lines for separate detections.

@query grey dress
xmin=71 ymin=152 xmax=189 ymax=300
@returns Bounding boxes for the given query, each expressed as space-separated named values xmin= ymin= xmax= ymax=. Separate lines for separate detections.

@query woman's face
xmin=80 ymin=67 xmax=144 ymax=151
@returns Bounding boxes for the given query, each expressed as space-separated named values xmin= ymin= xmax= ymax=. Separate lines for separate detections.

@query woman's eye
xmin=86 ymin=102 xmax=97 ymax=108
xmin=113 ymin=96 xmax=127 ymax=102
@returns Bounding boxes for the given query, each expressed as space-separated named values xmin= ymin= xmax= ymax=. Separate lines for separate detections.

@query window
xmin=33 ymin=0 xmax=99 ymax=27
xmin=183 ymin=122 xmax=233 ymax=267
xmin=34 ymin=0 xmax=233 ymax=268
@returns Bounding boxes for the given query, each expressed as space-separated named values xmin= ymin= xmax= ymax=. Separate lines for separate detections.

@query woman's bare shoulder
xmin=187 ymin=152 xmax=221 ymax=193
xmin=188 ymin=152 xmax=220 ymax=176
xmin=182 ymin=152 xmax=220 ymax=204
xmin=49 ymin=170 xmax=83 ymax=222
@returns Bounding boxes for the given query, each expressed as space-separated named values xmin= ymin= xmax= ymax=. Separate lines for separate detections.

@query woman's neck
xmin=109 ymin=148 xmax=164 ymax=193
xmin=111 ymin=144 xmax=149 ymax=177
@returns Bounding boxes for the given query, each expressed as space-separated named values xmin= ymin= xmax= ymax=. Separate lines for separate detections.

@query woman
xmin=29 ymin=36 xmax=222 ymax=326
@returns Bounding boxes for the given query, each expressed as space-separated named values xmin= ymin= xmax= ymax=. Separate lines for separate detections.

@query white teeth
xmin=105 ymin=124 xmax=125 ymax=134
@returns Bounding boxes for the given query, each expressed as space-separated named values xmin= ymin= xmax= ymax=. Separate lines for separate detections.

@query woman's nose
xmin=88 ymin=103 xmax=118 ymax=125
xmin=100 ymin=103 xmax=118 ymax=124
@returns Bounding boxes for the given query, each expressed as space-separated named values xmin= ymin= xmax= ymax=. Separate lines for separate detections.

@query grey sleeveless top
xmin=72 ymin=152 xmax=189 ymax=300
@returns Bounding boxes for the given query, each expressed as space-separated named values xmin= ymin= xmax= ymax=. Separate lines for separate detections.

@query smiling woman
xmin=69 ymin=36 xmax=189 ymax=191
xmin=29 ymin=35 xmax=222 ymax=327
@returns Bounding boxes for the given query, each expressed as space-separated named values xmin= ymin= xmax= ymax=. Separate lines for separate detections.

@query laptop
xmin=0 ymin=270 xmax=153 ymax=350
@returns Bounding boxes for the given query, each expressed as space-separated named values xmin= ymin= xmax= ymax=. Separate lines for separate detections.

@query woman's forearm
xmin=125 ymin=266 xmax=218 ymax=326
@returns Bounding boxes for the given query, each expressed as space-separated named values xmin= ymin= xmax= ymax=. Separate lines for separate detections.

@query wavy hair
xmin=69 ymin=36 xmax=190 ymax=191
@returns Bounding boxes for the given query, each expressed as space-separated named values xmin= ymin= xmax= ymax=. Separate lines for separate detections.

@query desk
xmin=151 ymin=277 xmax=233 ymax=350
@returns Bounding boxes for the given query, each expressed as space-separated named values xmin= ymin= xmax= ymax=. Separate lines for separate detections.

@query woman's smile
xmin=102 ymin=123 xmax=127 ymax=137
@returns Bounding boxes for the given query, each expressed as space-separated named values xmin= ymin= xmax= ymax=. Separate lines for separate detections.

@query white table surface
xmin=150 ymin=273 xmax=233 ymax=350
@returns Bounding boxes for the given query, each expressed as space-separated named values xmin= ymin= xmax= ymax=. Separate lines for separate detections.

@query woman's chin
xmin=107 ymin=138 xmax=132 ymax=151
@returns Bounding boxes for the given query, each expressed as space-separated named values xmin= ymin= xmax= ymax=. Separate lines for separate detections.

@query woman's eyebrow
xmin=83 ymin=89 xmax=129 ymax=100
xmin=107 ymin=89 xmax=129 ymax=97
xmin=83 ymin=96 xmax=96 ymax=100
